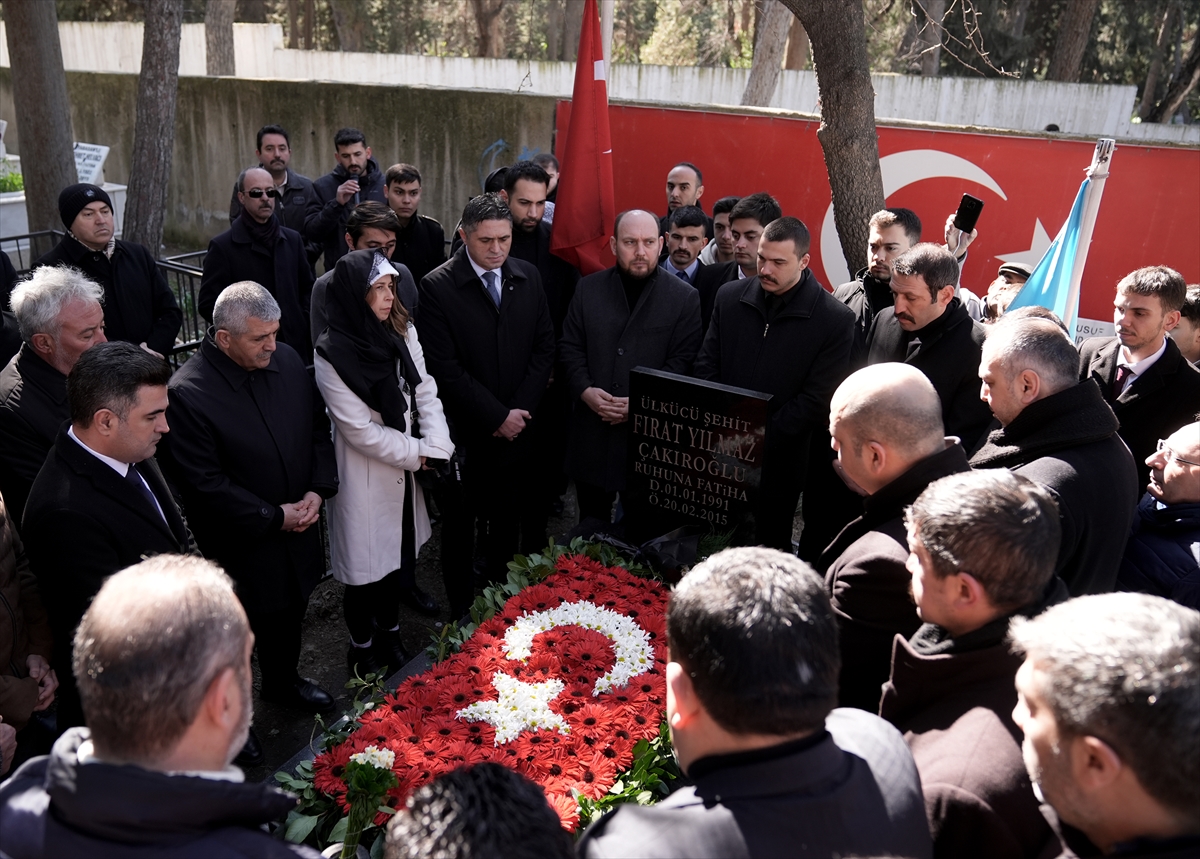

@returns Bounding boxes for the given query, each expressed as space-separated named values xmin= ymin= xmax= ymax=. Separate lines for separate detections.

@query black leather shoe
xmin=373 ymin=627 xmax=410 ymax=675
xmin=347 ymin=644 xmax=384 ymax=678
xmin=399 ymin=585 xmax=440 ymax=617
xmin=262 ymin=678 xmax=337 ymax=714
xmin=234 ymin=728 xmax=264 ymax=768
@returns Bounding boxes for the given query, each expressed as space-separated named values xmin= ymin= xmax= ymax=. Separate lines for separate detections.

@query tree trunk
xmin=741 ymin=1 xmax=791 ymax=105
xmin=564 ymin=0 xmax=583 ymax=61
xmin=1139 ymin=2 xmax=1179 ymax=120
xmin=303 ymin=0 xmax=315 ymax=50
xmin=1046 ymin=0 xmax=1098 ymax=82
xmin=1006 ymin=0 xmax=1032 ymax=40
xmin=205 ymin=0 xmax=236 ymax=76
xmin=919 ymin=0 xmax=945 ymax=76
xmin=236 ymin=0 xmax=268 ymax=24
xmin=123 ymin=0 xmax=183 ymax=255
xmin=470 ymin=0 xmax=506 ymax=58
xmin=784 ymin=15 xmax=808 ymax=70
xmin=286 ymin=0 xmax=301 ymax=48
xmin=1147 ymin=23 xmax=1200 ymax=123
xmin=329 ymin=0 xmax=366 ymax=52
xmin=546 ymin=0 xmax=563 ymax=61
xmin=781 ymin=0 xmax=884 ymax=279
xmin=4 ymin=0 xmax=78 ymax=238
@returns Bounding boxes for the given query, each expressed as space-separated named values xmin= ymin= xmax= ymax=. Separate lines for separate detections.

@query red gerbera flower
xmin=545 ymin=792 xmax=580 ymax=831
xmin=435 ymin=677 xmax=481 ymax=713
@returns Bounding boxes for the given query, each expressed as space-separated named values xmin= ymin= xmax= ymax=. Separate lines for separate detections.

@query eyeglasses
xmin=1156 ymin=439 xmax=1200 ymax=467
xmin=244 ymin=187 xmax=280 ymax=199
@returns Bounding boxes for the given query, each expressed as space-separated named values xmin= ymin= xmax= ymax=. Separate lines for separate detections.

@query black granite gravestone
xmin=625 ymin=368 xmax=770 ymax=543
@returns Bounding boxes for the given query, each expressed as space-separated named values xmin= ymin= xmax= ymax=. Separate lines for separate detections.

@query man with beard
xmin=227 ymin=124 xmax=320 ymax=268
xmin=1079 ymin=266 xmax=1200 ymax=488
xmin=500 ymin=161 xmax=580 ymax=520
xmin=0 ymin=555 xmax=320 ymax=858
xmin=1010 ymin=593 xmax=1200 ymax=859
xmin=695 ymin=217 xmax=854 ymax=551
xmin=306 ymin=127 xmax=387 ymax=272
xmin=560 ymin=210 xmax=701 ymax=524
xmin=200 ymin=167 xmax=314 ymax=359
xmin=833 ymin=208 xmax=921 ymax=366
xmin=865 ymin=243 xmax=992 ymax=451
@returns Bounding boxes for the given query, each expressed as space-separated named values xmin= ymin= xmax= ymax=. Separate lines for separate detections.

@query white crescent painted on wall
xmin=819 ymin=150 xmax=1008 ymax=287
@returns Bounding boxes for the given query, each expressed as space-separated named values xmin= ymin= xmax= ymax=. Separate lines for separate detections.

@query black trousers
xmin=576 ymin=481 xmax=617 ymax=524
xmin=243 ymin=572 xmax=308 ymax=695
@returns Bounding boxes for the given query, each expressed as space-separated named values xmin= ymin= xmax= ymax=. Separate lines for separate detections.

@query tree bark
xmin=236 ymin=0 xmax=268 ymax=24
xmin=123 ymin=0 xmax=183 ymax=255
xmin=781 ymin=0 xmax=884 ymax=279
xmin=919 ymin=0 xmax=945 ymax=77
xmin=741 ymin=0 xmax=792 ymax=106
xmin=303 ymin=0 xmax=315 ymax=50
xmin=564 ymin=0 xmax=583 ymax=61
xmin=1006 ymin=0 xmax=1032 ymax=40
xmin=3 ymin=0 xmax=78 ymax=238
xmin=1147 ymin=23 xmax=1200 ymax=123
xmin=205 ymin=0 xmax=236 ymax=76
xmin=286 ymin=0 xmax=301 ymax=49
xmin=329 ymin=0 xmax=366 ymax=52
xmin=1046 ymin=0 xmax=1099 ymax=82
xmin=784 ymin=15 xmax=808 ymax=70
xmin=546 ymin=0 xmax=563 ymax=61
xmin=470 ymin=0 xmax=506 ymax=58
xmin=1138 ymin=2 xmax=1179 ymax=120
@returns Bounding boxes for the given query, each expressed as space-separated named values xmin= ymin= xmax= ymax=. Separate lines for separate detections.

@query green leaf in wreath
xmin=328 ymin=815 xmax=349 ymax=843
xmin=283 ymin=812 xmax=321 ymax=844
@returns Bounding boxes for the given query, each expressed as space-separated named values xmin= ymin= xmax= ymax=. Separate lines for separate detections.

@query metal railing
xmin=156 ymin=253 xmax=207 ymax=369
xmin=3 ymin=230 xmax=67 ymax=273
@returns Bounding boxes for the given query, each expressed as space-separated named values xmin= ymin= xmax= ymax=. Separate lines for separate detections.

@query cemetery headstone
xmin=625 ymin=368 xmax=770 ymax=544
xmin=73 ymin=143 xmax=109 ymax=185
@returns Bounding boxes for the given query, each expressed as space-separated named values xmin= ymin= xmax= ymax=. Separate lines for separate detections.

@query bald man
xmin=560 ymin=210 xmax=702 ymax=523
xmin=820 ymin=363 xmax=971 ymax=711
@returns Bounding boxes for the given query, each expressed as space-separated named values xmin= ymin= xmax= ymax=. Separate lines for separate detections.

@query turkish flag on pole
xmin=550 ymin=0 xmax=616 ymax=274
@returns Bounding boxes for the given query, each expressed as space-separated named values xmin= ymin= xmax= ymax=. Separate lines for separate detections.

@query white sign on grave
xmin=74 ymin=143 xmax=110 ymax=185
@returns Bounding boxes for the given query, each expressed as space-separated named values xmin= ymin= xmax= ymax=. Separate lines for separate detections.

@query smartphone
xmin=954 ymin=194 xmax=984 ymax=233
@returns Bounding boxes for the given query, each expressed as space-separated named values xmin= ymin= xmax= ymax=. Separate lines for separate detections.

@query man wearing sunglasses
xmin=1118 ymin=425 xmax=1200 ymax=609
xmin=199 ymin=167 xmax=315 ymax=359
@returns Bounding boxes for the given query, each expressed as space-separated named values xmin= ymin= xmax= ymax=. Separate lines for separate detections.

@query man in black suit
xmin=34 ymin=184 xmax=182 ymax=358
xmin=577 ymin=546 xmax=933 ymax=859
xmin=1078 ymin=266 xmax=1200 ymax=488
xmin=0 ymin=267 xmax=107 ymax=525
xmin=21 ymin=342 xmax=185 ymax=731
xmin=200 ymin=167 xmax=315 ymax=359
xmin=501 ymin=161 xmax=580 ymax=520
xmin=560 ymin=209 xmax=702 ymax=523
xmin=160 ymin=283 xmax=338 ymax=719
xmin=385 ymin=163 xmax=446 ymax=288
xmin=660 ymin=205 xmax=707 ymax=284
xmin=695 ymin=217 xmax=855 ymax=552
xmin=692 ymin=192 xmax=782 ymax=332
xmin=972 ymin=316 xmax=1138 ymax=595
xmin=419 ymin=194 xmax=555 ymax=609
xmin=866 ymin=243 xmax=993 ymax=452
xmin=657 ymin=161 xmax=712 ymax=239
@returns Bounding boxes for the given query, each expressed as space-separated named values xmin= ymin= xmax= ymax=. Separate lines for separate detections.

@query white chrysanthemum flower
xmin=349 ymin=745 xmax=396 ymax=770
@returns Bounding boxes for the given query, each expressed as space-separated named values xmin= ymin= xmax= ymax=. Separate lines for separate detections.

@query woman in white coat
xmin=314 ymin=249 xmax=453 ymax=675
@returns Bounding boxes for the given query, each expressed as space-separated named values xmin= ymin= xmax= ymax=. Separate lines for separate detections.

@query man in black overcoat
xmin=199 ymin=167 xmax=315 ymax=359
xmin=21 ymin=343 xmax=185 ymax=731
xmin=865 ymin=243 xmax=992 ymax=452
xmin=305 ymin=128 xmax=387 ymax=273
xmin=159 ymin=283 xmax=338 ymax=715
xmin=560 ymin=209 xmax=702 ymax=522
xmin=972 ymin=317 xmax=1138 ymax=595
xmin=35 ymin=184 xmax=181 ymax=358
xmin=694 ymin=217 xmax=855 ymax=552
xmin=0 ymin=267 xmax=107 ymax=525
xmin=418 ymin=193 xmax=555 ymax=604
xmin=1077 ymin=266 xmax=1200 ymax=489
xmin=692 ymin=193 xmax=781 ymax=332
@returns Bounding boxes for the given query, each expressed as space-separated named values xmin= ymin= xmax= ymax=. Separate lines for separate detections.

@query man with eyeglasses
xmin=200 ymin=167 xmax=315 ymax=359
xmin=970 ymin=315 xmax=1138 ymax=595
xmin=1117 ymin=424 xmax=1200 ymax=609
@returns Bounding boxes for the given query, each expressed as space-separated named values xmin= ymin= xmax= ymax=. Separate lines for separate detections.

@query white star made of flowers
xmin=456 ymin=672 xmax=570 ymax=745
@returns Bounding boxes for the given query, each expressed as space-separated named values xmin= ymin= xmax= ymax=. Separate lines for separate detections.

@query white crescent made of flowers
xmin=456 ymin=600 xmax=656 ymax=745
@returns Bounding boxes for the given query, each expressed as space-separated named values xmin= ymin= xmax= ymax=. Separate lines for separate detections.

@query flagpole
xmin=1062 ymin=139 xmax=1115 ymax=332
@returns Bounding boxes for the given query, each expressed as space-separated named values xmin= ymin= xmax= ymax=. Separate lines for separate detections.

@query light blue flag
xmin=1006 ymin=177 xmax=1090 ymax=339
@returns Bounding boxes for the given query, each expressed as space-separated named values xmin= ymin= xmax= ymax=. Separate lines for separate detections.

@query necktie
xmin=125 ymin=463 xmax=166 ymax=524
xmin=483 ymin=271 xmax=501 ymax=308
xmin=674 ymin=268 xmax=689 ymax=283
xmin=1113 ymin=365 xmax=1132 ymax=398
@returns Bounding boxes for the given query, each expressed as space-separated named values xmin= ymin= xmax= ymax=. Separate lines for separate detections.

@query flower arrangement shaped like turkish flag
xmin=312 ymin=555 xmax=670 ymax=831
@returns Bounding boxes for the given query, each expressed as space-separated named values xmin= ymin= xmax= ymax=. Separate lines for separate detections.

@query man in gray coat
xmin=577 ymin=547 xmax=932 ymax=859
xmin=560 ymin=209 xmax=702 ymax=523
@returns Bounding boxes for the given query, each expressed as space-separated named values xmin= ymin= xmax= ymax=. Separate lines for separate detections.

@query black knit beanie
xmin=59 ymin=184 xmax=113 ymax=229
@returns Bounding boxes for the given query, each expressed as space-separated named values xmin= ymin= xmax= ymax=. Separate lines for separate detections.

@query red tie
xmin=1113 ymin=365 xmax=1131 ymax=398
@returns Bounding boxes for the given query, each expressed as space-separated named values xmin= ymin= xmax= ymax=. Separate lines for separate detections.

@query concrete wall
xmin=1 ymin=21 xmax=1196 ymax=145
xmin=0 ymin=68 xmax=556 ymax=249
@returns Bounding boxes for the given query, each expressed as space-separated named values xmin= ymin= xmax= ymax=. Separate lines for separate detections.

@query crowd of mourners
xmin=0 ymin=123 xmax=1197 ymax=858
